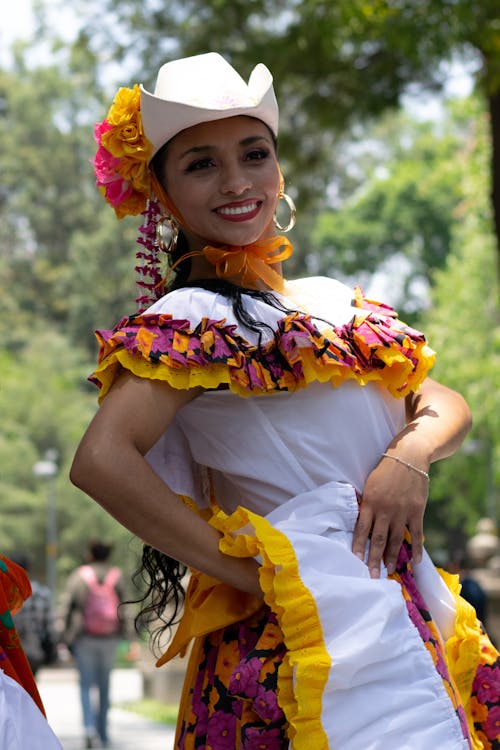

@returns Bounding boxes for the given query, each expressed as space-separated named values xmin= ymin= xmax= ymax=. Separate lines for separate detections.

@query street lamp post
xmin=33 ymin=449 xmax=59 ymax=595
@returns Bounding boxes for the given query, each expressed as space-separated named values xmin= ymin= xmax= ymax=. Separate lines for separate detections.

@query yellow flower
xmin=102 ymin=117 xmax=152 ymax=161
xmin=102 ymin=85 xmax=153 ymax=162
xmin=118 ymin=155 xmax=151 ymax=194
xmin=114 ymin=191 xmax=148 ymax=219
xmin=107 ymin=85 xmax=141 ymax=126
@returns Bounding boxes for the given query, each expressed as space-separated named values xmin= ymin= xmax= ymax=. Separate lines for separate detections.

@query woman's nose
xmin=219 ymin=163 xmax=251 ymax=195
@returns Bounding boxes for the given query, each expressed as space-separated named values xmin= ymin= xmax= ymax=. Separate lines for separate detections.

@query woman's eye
xmin=246 ymin=149 xmax=269 ymax=161
xmin=186 ymin=157 xmax=214 ymax=172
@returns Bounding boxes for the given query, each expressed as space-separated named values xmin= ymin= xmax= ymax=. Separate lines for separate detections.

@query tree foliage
xmin=419 ymin=111 xmax=500 ymax=557
xmin=0 ymin=49 xmax=142 ymax=584
xmin=311 ymin=100 xmax=479 ymax=315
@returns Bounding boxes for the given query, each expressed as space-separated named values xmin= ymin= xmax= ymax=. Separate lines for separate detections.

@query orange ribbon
xmin=202 ymin=236 xmax=292 ymax=291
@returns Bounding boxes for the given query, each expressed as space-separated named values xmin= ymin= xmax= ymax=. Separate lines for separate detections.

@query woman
xmin=71 ymin=53 xmax=499 ymax=749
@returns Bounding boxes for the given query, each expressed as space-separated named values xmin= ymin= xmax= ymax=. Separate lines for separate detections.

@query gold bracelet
xmin=381 ymin=452 xmax=429 ymax=480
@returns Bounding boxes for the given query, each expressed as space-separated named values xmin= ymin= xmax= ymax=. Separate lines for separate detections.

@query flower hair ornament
xmin=93 ymin=84 xmax=153 ymax=219
xmin=92 ymin=85 xmax=170 ymax=310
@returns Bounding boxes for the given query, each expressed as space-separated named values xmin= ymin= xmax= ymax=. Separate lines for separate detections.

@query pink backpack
xmin=79 ymin=565 xmax=121 ymax=636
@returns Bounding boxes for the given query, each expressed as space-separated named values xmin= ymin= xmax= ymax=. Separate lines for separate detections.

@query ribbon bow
xmin=202 ymin=235 xmax=293 ymax=292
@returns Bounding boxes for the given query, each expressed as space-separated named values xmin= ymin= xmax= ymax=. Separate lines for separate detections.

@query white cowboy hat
xmin=140 ymin=52 xmax=279 ymax=158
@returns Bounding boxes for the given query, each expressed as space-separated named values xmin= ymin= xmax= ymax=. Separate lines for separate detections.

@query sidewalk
xmin=37 ymin=666 xmax=176 ymax=750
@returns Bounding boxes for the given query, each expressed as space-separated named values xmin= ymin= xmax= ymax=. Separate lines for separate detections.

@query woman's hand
xmin=352 ymin=451 xmax=429 ymax=578
xmin=352 ymin=377 xmax=472 ymax=578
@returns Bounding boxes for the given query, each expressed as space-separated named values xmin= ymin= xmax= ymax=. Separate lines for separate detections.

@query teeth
xmin=218 ymin=203 xmax=258 ymax=216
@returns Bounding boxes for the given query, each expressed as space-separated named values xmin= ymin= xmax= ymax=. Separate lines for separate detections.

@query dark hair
xmin=135 ymin=123 xmax=290 ymax=650
xmin=89 ymin=540 xmax=113 ymax=561
xmin=130 ymin=545 xmax=187 ymax=654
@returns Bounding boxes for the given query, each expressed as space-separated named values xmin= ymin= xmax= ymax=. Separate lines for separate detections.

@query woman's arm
xmin=351 ymin=377 xmax=472 ymax=578
xmin=70 ymin=373 xmax=262 ymax=598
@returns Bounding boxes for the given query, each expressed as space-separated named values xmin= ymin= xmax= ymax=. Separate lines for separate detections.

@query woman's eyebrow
xmin=239 ymin=135 xmax=272 ymax=146
xmin=179 ymin=145 xmax=213 ymax=159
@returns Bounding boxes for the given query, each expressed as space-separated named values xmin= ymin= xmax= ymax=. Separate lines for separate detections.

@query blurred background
xmin=0 ymin=0 xmax=498 ymax=630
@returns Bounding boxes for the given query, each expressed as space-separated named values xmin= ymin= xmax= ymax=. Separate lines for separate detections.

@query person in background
xmin=70 ymin=53 xmax=500 ymax=749
xmin=0 ymin=553 xmax=63 ymax=749
xmin=10 ymin=553 xmax=57 ymax=676
xmin=61 ymin=540 xmax=129 ymax=749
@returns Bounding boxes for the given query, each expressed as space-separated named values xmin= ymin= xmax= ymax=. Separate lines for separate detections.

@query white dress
xmin=91 ymin=276 xmax=496 ymax=750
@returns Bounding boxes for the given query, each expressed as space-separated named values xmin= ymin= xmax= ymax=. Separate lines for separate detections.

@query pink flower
xmin=483 ymin=704 xmax=500 ymax=740
xmin=229 ymin=657 xmax=263 ymax=698
xmin=93 ymin=145 xmax=121 ymax=185
xmin=105 ymin=177 xmax=133 ymax=208
xmin=242 ymin=726 xmax=284 ymax=750
xmin=94 ymin=119 xmax=112 ymax=143
xmin=92 ymin=88 xmax=153 ymax=218
xmin=474 ymin=664 xmax=500 ymax=704
xmin=206 ymin=711 xmax=236 ymax=750
xmin=253 ymin=685 xmax=283 ymax=722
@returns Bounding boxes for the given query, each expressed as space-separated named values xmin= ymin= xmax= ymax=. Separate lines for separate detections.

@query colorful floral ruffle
xmin=90 ymin=290 xmax=435 ymax=400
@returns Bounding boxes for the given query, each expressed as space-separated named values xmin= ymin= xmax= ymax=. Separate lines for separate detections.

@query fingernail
xmin=370 ymin=567 xmax=380 ymax=579
xmin=354 ymin=551 xmax=364 ymax=560
xmin=386 ymin=562 xmax=395 ymax=575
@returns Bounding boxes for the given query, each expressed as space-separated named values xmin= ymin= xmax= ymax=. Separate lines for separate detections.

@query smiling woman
xmin=71 ymin=52 xmax=499 ymax=750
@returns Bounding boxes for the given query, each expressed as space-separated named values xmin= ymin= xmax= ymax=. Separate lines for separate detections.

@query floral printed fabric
xmin=90 ymin=289 xmax=435 ymax=400
xmin=393 ymin=539 xmax=500 ymax=749
xmin=0 ymin=555 xmax=46 ymax=714
xmin=176 ymin=606 xmax=288 ymax=750
xmin=392 ymin=540 xmax=472 ymax=745
xmin=470 ymin=636 xmax=500 ymax=748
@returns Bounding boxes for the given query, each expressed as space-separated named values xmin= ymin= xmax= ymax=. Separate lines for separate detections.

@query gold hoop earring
xmin=156 ymin=215 xmax=179 ymax=254
xmin=273 ymin=192 xmax=296 ymax=233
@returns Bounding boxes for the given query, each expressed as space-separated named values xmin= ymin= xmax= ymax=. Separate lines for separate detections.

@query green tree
xmin=419 ymin=112 xmax=500 ymax=556
xmin=311 ymin=100 xmax=477 ymax=315
xmin=0 ymin=330 xmax=143 ymax=588
xmin=0 ymin=46 xmax=141 ymax=350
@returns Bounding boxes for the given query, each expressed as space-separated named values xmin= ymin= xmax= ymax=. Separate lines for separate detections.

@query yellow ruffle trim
xmin=210 ymin=507 xmax=331 ymax=750
xmin=438 ymin=568 xmax=496 ymax=750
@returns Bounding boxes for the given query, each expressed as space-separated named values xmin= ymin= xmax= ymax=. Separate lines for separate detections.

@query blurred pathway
xmin=37 ymin=666 xmax=175 ymax=750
